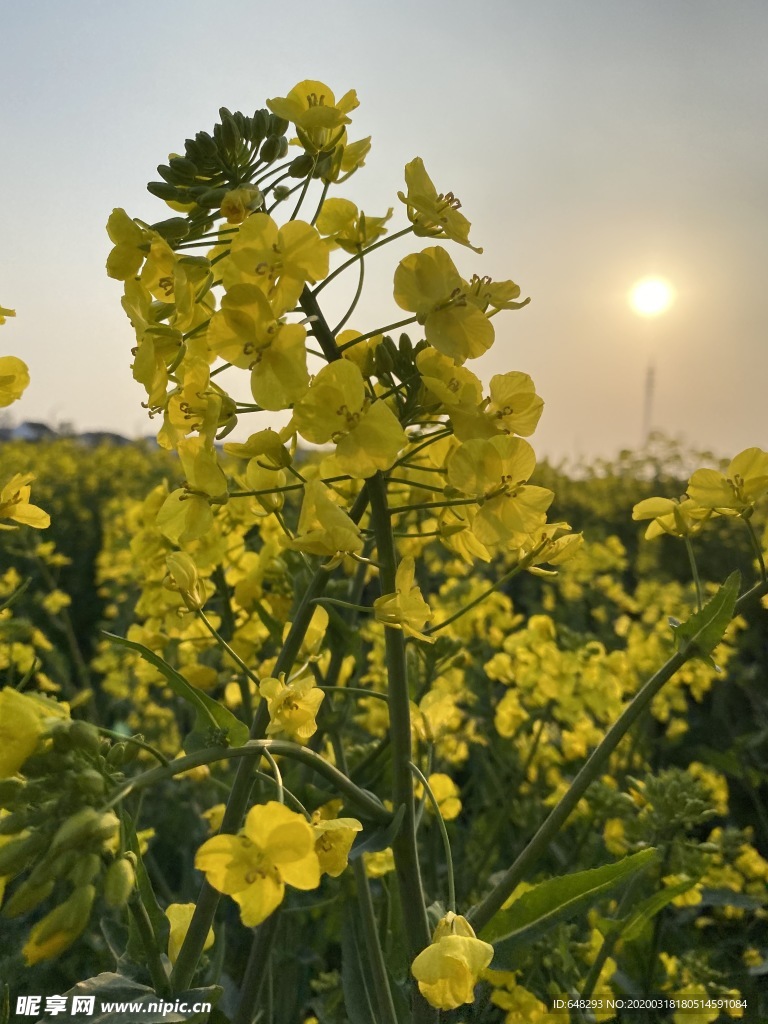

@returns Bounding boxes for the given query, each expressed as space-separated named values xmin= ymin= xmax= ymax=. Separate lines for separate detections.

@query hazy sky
xmin=2 ymin=0 xmax=766 ymax=462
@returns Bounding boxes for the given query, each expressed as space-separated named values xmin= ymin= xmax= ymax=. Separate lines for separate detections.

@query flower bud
xmin=103 ymin=856 xmax=135 ymax=908
xmin=0 ymin=777 xmax=26 ymax=807
xmin=51 ymin=808 xmax=120 ymax=854
xmin=23 ymin=885 xmax=96 ymax=964
xmin=68 ymin=852 xmax=102 ymax=887
xmin=69 ymin=721 xmax=101 ymax=756
xmin=165 ymin=552 xmax=205 ymax=611
xmin=0 ymin=834 xmax=43 ymax=877
xmin=2 ymin=876 xmax=55 ymax=918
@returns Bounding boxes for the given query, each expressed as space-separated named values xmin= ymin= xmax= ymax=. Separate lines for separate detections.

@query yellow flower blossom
xmin=687 ymin=447 xmax=768 ymax=515
xmin=0 ymin=355 xmax=29 ymax=406
xmin=201 ymin=804 xmax=226 ymax=834
xmin=363 ymin=848 xmax=395 ymax=877
xmin=292 ymin=360 xmax=406 ymax=478
xmin=398 ymin=158 xmax=482 ymax=252
xmin=194 ymin=801 xmax=320 ymax=927
xmin=267 ymin=80 xmax=358 ymax=152
xmin=394 ymin=247 xmax=494 ymax=363
xmin=207 ymin=282 xmax=309 ymax=410
xmin=0 ymin=473 xmax=50 ymax=530
xmin=632 ymin=496 xmax=711 ymax=539
xmin=224 ymin=212 xmax=329 ymax=313
xmin=106 ymin=208 xmax=152 ymax=280
xmin=259 ymin=675 xmax=325 ymax=742
xmin=316 ymin=197 xmax=392 ymax=253
xmin=291 ymin=479 xmax=364 ymax=560
xmin=0 ymin=304 xmax=16 ymax=325
xmin=310 ymin=814 xmax=363 ymax=877
xmin=446 ymin=436 xmax=553 ymax=549
xmin=165 ymin=902 xmax=214 ymax=964
xmin=373 ymin=556 xmax=434 ymax=643
xmin=416 ymin=772 xmax=462 ymax=821
xmin=23 ymin=885 xmax=95 ymax=965
xmin=411 ymin=912 xmax=493 ymax=1010
xmin=0 ymin=687 xmax=68 ymax=777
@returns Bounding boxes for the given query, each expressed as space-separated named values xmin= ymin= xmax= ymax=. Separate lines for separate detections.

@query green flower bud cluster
xmin=0 ymin=721 xmax=140 ymax=956
xmin=146 ymin=107 xmax=290 ymax=231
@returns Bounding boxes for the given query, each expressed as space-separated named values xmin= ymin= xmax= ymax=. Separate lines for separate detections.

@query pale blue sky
xmin=2 ymin=0 xmax=766 ymax=461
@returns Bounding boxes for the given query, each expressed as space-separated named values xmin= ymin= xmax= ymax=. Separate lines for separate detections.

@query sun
xmin=629 ymin=278 xmax=674 ymax=317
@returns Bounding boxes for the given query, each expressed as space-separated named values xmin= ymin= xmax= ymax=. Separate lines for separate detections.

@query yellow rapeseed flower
xmin=411 ymin=912 xmax=494 ymax=1010
xmin=165 ymin=903 xmax=214 ymax=964
xmin=292 ymin=360 xmax=405 ymax=478
xmin=0 ymin=355 xmax=29 ymax=406
xmin=394 ymin=247 xmax=493 ymax=363
xmin=0 ymin=474 xmax=50 ymax=530
xmin=373 ymin=556 xmax=434 ymax=643
xmin=687 ymin=447 xmax=768 ymax=515
xmin=259 ymin=675 xmax=325 ymax=742
xmin=194 ymin=801 xmax=320 ymax=927
xmin=267 ymin=80 xmax=358 ymax=153
xmin=398 ymin=158 xmax=482 ymax=252
xmin=311 ymin=814 xmax=363 ymax=877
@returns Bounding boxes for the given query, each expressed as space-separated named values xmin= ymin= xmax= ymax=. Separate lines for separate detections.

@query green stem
xmin=388 ymin=496 xmax=479 ymax=516
xmin=684 ymin=537 xmax=703 ymax=612
xmin=128 ymin=895 xmax=171 ymax=996
xmin=313 ymin=225 xmax=414 ymax=295
xmin=352 ymin=859 xmax=400 ymax=1024
xmin=310 ymin=180 xmax=331 ymax=226
xmin=338 ymin=317 xmax=419 ymax=351
xmin=232 ymin=911 xmax=281 ymax=1024
xmin=409 ymin=763 xmax=456 ymax=913
xmin=197 ymin=608 xmax=259 ymax=715
xmin=320 ymin=685 xmax=389 ymax=703
xmin=261 ymin=750 xmax=283 ymax=804
xmin=95 ymin=727 xmax=170 ymax=766
xmin=392 ymin=429 xmax=453 ymax=469
xmin=467 ymin=575 xmax=768 ymax=933
xmin=332 ymin=250 xmax=365 ymax=335
xmin=744 ymin=516 xmax=767 ymax=581
xmin=289 ymin=157 xmax=319 ymax=221
xmin=425 ymin=556 xmax=540 ymax=635
xmin=368 ymin=473 xmax=436 ymax=1023
xmin=105 ymin=741 xmax=390 ymax=823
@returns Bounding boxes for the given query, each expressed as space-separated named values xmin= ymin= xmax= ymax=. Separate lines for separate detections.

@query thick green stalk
xmin=368 ymin=472 xmax=436 ymax=1024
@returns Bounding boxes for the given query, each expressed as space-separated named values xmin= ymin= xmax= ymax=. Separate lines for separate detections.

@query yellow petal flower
xmin=259 ymin=675 xmax=325 ymax=742
xmin=311 ymin=816 xmax=363 ymax=877
xmin=291 ymin=479 xmax=364 ymax=559
xmin=688 ymin=447 xmax=768 ymax=514
xmin=394 ymin=247 xmax=493 ymax=363
xmin=0 ymin=473 xmax=50 ymax=530
xmin=195 ymin=802 xmax=319 ymax=928
xmin=165 ymin=903 xmax=215 ymax=964
xmin=267 ymin=80 xmax=358 ymax=152
xmin=398 ymin=159 xmax=482 ymax=252
xmin=0 ymin=305 xmax=16 ymax=325
xmin=373 ymin=556 xmax=434 ymax=643
xmin=0 ymin=355 xmax=30 ymax=406
xmin=411 ymin=913 xmax=493 ymax=1010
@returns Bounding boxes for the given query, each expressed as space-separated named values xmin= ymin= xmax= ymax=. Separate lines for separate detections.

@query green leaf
xmin=480 ymin=848 xmax=657 ymax=969
xmin=341 ymin=910 xmax=378 ymax=1024
xmin=618 ymin=877 xmax=697 ymax=942
xmin=104 ymin=632 xmax=249 ymax=751
xmin=670 ymin=570 xmax=741 ymax=667
xmin=121 ymin=813 xmax=170 ymax=971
